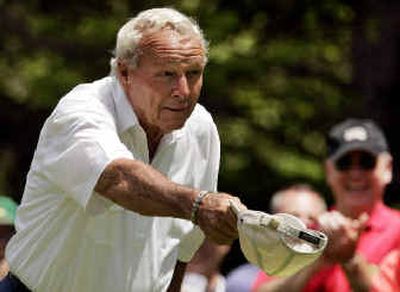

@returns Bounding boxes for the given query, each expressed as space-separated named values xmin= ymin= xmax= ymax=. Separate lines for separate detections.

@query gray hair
xmin=110 ymin=7 xmax=208 ymax=75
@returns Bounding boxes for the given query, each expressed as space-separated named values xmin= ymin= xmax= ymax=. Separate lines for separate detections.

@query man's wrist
xmin=343 ymin=254 xmax=361 ymax=271
xmin=342 ymin=254 xmax=377 ymax=291
xmin=190 ymin=191 xmax=211 ymax=224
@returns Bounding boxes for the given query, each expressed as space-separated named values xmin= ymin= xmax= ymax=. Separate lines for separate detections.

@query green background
xmin=1 ymin=0 xmax=400 ymax=272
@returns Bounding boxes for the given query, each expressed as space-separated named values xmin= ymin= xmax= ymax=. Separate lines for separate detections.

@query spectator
xmin=254 ymin=118 xmax=400 ymax=292
xmin=182 ymin=239 xmax=230 ymax=292
xmin=226 ymin=184 xmax=327 ymax=292
xmin=268 ymin=184 xmax=327 ymax=229
xmin=0 ymin=7 xmax=245 ymax=292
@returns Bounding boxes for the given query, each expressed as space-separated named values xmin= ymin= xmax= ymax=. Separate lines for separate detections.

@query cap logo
xmin=343 ymin=126 xmax=368 ymax=142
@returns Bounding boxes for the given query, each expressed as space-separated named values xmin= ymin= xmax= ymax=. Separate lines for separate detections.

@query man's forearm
xmin=342 ymin=254 xmax=378 ymax=292
xmin=95 ymin=158 xmax=241 ymax=245
xmin=94 ymin=158 xmax=197 ymax=219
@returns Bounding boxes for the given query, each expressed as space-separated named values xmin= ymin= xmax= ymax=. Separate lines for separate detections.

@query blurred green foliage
xmin=0 ymin=0 xmax=364 ymax=209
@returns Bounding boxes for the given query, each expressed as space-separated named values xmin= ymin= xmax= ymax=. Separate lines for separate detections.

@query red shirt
xmin=371 ymin=249 xmax=400 ymax=292
xmin=252 ymin=203 xmax=400 ymax=292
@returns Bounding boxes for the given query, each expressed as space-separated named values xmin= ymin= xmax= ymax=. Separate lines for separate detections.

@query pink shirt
xmin=252 ymin=203 xmax=400 ymax=292
xmin=371 ymin=249 xmax=400 ymax=292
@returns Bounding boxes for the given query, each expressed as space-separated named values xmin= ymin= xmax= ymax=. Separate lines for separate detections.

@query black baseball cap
xmin=326 ymin=119 xmax=389 ymax=161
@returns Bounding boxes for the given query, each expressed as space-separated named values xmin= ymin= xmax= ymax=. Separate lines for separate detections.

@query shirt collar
xmin=112 ymin=76 xmax=138 ymax=134
xmin=111 ymin=76 xmax=186 ymax=142
xmin=365 ymin=201 xmax=388 ymax=231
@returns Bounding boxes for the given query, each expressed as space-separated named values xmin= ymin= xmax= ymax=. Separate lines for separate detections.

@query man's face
xmin=325 ymin=150 xmax=392 ymax=216
xmin=276 ymin=191 xmax=325 ymax=229
xmin=118 ymin=28 xmax=206 ymax=136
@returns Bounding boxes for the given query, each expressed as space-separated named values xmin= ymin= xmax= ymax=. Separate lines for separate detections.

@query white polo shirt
xmin=5 ymin=76 xmax=220 ymax=292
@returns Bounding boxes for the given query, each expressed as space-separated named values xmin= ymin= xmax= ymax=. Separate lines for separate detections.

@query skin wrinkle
xmin=139 ymin=29 xmax=205 ymax=64
xmin=95 ymin=159 xmax=184 ymax=216
xmin=119 ymin=28 xmax=206 ymax=159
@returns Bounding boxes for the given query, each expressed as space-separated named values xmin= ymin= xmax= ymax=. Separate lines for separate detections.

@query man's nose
xmin=347 ymin=164 xmax=366 ymax=178
xmin=348 ymin=157 xmax=367 ymax=172
xmin=173 ymin=75 xmax=190 ymax=97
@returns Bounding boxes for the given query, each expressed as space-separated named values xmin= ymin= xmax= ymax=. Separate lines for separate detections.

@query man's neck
xmin=136 ymin=118 xmax=165 ymax=161
xmin=145 ymin=128 xmax=164 ymax=161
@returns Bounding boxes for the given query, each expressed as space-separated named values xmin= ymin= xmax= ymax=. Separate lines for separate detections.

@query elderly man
xmin=254 ymin=119 xmax=400 ymax=292
xmin=1 ymin=8 xmax=244 ymax=292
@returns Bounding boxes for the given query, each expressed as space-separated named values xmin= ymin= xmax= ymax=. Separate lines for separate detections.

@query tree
xmin=1 ymin=0 xmax=398 ymax=271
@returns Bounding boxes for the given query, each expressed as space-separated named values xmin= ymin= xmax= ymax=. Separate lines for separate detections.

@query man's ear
xmin=117 ymin=60 xmax=129 ymax=85
xmin=381 ymin=153 xmax=393 ymax=184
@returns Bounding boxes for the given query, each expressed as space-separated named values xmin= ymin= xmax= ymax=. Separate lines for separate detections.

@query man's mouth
xmin=166 ymin=107 xmax=186 ymax=111
xmin=164 ymin=105 xmax=189 ymax=112
xmin=345 ymin=183 xmax=369 ymax=192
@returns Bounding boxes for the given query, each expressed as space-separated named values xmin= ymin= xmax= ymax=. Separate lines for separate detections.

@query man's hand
xmin=318 ymin=211 xmax=368 ymax=264
xmin=196 ymin=193 xmax=245 ymax=245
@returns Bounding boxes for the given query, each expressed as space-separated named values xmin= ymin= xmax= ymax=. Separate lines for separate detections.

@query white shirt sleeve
xmin=177 ymin=107 xmax=220 ymax=262
xmin=36 ymin=104 xmax=133 ymax=209
xmin=177 ymin=226 xmax=205 ymax=262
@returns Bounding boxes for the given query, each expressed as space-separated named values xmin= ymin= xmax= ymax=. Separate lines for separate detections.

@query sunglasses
xmin=335 ymin=152 xmax=377 ymax=171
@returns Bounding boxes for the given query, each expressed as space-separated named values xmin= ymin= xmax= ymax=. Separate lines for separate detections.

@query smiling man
xmin=0 ymin=8 xmax=245 ymax=292
xmin=254 ymin=119 xmax=400 ymax=292
xmin=311 ymin=119 xmax=400 ymax=291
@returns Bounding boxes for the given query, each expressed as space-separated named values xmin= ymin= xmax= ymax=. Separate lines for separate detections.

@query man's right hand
xmin=196 ymin=193 xmax=246 ymax=245
xmin=317 ymin=210 xmax=368 ymax=264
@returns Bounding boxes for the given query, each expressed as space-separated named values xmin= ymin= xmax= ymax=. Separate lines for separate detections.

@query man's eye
xmin=187 ymin=70 xmax=201 ymax=77
xmin=163 ymin=71 xmax=175 ymax=77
